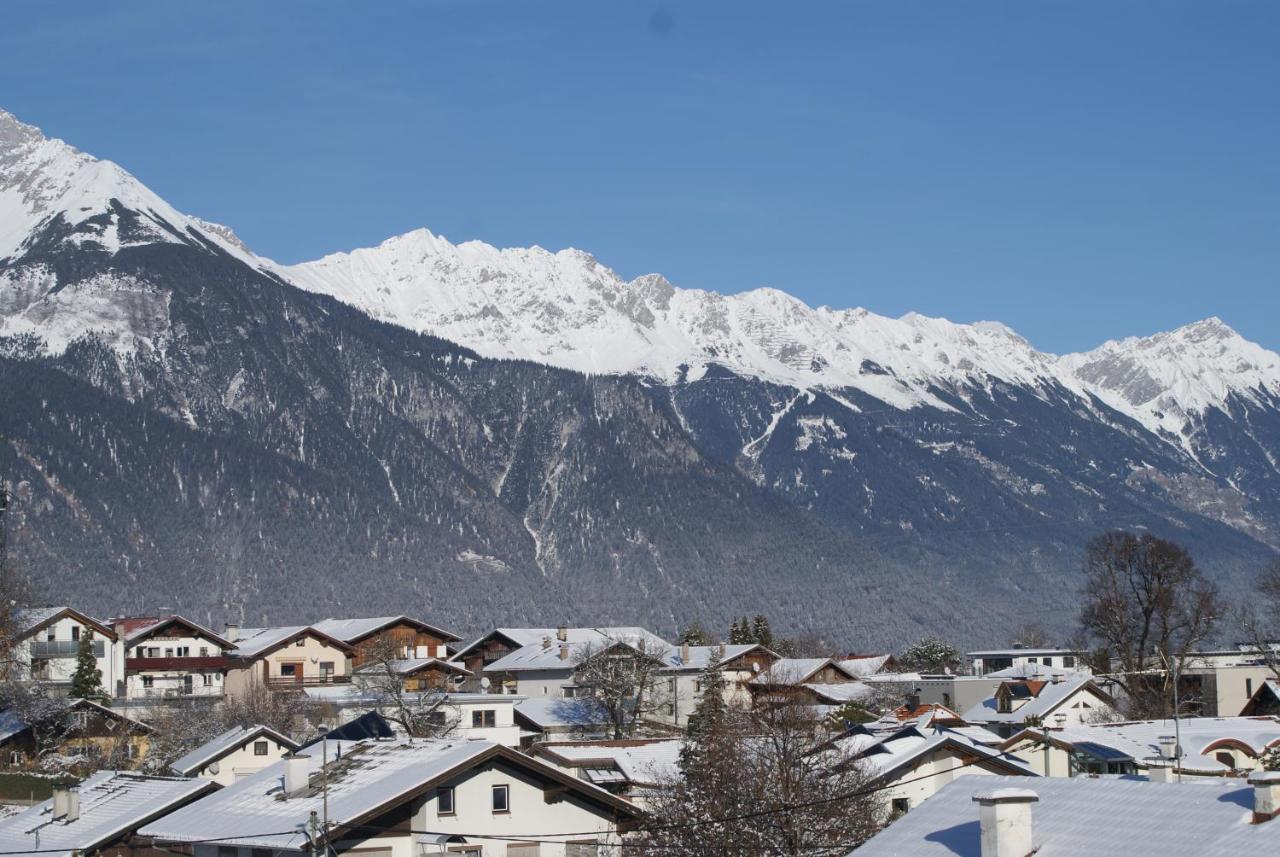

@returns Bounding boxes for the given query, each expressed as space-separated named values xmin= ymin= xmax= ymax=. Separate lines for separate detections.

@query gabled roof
xmin=962 ymin=675 xmax=1111 ymax=724
xmin=805 ymin=681 xmax=874 ymax=704
xmin=514 ymin=697 xmax=614 ymax=731
xmin=168 ymin=724 xmax=301 ymax=776
xmin=120 ymin=615 xmax=233 ymax=648
xmin=484 ymin=628 xmax=672 ymax=673
xmin=849 ymin=774 xmax=1280 ymax=856
xmin=312 ymin=615 xmax=461 ymax=645
xmin=1242 ymin=679 xmax=1280 ymax=716
xmin=230 ymin=625 xmax=356 ymax=659
xmin=840 ymin=725 xmax=1036 ymax=783
xmin=450 ymin=628 xmax=556 ymax=662
xmin=0 ymin=698 xmax=152 ymax=744
xmin=659 ymin=643 xmax=774 ymax=672
xmin=535 ymin=739 xmax=683 ymax=787
xmin=838 ymin=653 xmax=895 ymax=677
xmin=0 ymin=771 xmax=215 ymax=857
xmin=749 ymin=657 xmax=860 ymax=687
xmin=139 ymin=738 xmax=641 ymax=850
xmin=353 ymin=657 xmax=471 ymax=678
xmin=13 ymin=606 xmax=116 ymax=641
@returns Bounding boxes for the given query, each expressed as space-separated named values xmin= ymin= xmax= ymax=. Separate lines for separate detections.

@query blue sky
xmin=2 ymin=1 xmax=1276 ymax=353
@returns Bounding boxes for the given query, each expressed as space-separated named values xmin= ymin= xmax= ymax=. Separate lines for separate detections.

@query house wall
xmin=1003 ymin=736 xmax=1073 ymax=778
xmin=17 ymin=615 xmax=122 ymax=696
xmin=1184 ymin=665 xmax=1273 ymax=717
xmin=505 ymin=668 xmax=576 ymax=699
xmin=125 ymin=632 xmax=226 ymax=700
xmin=225 ymin=635 xmax=353 ymax=698
xmin=879 ymin=752 xmax=1006 ymax=814
xmin=190 ymin=735 xmax=295 ymax=787
xmin=350 ymin=623 xmax=452 ymax=669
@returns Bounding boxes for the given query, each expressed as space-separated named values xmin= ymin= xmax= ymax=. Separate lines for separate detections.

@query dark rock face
xmin=1 ymin=207 xmax=1277 ymax=646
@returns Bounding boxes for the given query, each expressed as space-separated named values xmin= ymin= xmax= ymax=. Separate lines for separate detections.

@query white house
xmin=961 ymin=673 xmax=1118 ymax=738
xmin=849 ymin=773 xmax=1280 ymax=856
xmin=533 ymin=739 xmax=683 ymax=809
xmin=114 ymin=615 xmax=234 ymax=701
xmin=9 ymin=607 xmax=123 ymax=698
xmin=140 ymin=738 xmax=644 ymax=857
xmin=168 ymin=724 xmax=301 ymax=786
xmin=478 ymin=627 xmax=673 ymax=699
xmin=224 ymin=625 xmax=357 ymax=696
xmin=653 ymin=642 xmax=777 ymax=727
xmin=0 ymin=771 xmax=216 ymax=856
xmin=305 ymin=686 xmax=526 ymax=747
xmin=968 ymin=647 xmax=1088 ymax=676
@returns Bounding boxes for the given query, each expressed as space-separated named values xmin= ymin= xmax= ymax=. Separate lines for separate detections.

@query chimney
xmin=282 ymin=754 xmax=311 ymax=795
xmin=1147 ymin=759 xmax=1174 ymax=783
xmin=51 ymin=783 xmax=72 ymax=819
xmin=1249 ymin=771 xmax=1280 ymax=823
xmin=1050 ymin=672 xmax=1064 ymax=684
xmin=681 ymin=642 xmax=690 ymax=662
xmin=559 ymin=642 xmax=570 ymax=661
xmin=556 ymin=626 xmax=568 ymax=642
xmin=224 ymin=623 xmax=240 ymax=643
xmin=905 ymin=691 xmax=921 ymax=711
xmin=1158 ymin=734 xmax=1178 ymax=761
xmin=717 ymin=642 xmax=726 ymax=659
xmin=973 ymin=788 xmax=1038 ymax=857
xmin=64 ymin=785 xmax=80 ymax=823
xmin=542 ymin=635 xmax=553 ymax=650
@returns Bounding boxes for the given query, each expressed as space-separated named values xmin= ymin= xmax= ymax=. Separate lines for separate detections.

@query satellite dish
xmin=480 ymin=677 xmax=492 ymax=690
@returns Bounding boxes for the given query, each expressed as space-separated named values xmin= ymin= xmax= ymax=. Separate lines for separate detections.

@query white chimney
xmin=1050 ymin=672 xmax=1064 ymax=684
xmin=681 ymin=642 xmax=691 ymax=662
xmin=282 ymin=754 xmax=311 ymax=795
xmin=51 ymin=783 xmax=71 ymax=819
xmin=973 ymin=788 xmax=1038 ymax=857
xmin=556 ymin=626 xmax=568 ymax=642
xmin=559 ymin=642 xmax=570 ymax=661
xmin=1147 ymin=759 xmax=1174 ymax=783
xmin=224 ymin=623 xmax=240 ymax=643
xmin=1249 ymin=771 xmax=1280 ymax=823
xmin=64 ymin=786 xmax=80 ymax=823
xmin=1158 ymin=734 xmax=1178 ymax=760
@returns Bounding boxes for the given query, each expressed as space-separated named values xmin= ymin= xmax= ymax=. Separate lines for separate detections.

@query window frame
xmin=492 ymin=783 xmax=510 ymax=814
xmin=254 ymin=740 xmax=269 ymax=756
xmin=437 ymin=785 xmax=456 ymax=816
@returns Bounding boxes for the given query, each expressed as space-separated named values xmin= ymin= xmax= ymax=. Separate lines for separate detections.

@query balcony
xmin=31 ymin=640 xmax=106 ymax=659
xmin=126 ymin=656 xmax=229 ymax=672
xmin=265 ymin=674 xmax=352 ymax=690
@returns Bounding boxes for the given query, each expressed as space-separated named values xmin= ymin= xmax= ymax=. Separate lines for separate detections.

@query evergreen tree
xmin=729 ymin=617 xmax=750 ymax=644
xmin=69 ymin=632 xmax=106 ymax=702
xmin=685 ymin=663 xmax=726 ymax=739
xmin=751 ymin=614 xmax=773 ymax=648
xmin=678 ymin=622 xmax=711 ymax=646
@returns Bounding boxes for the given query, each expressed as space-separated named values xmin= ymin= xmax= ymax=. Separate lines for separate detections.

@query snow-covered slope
xmin=0 ymin=109 xmax=255 ymax=265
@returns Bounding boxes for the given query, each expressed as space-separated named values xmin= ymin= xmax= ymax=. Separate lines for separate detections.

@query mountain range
xmin=2 ymin=107 xmax=1277 ymax=645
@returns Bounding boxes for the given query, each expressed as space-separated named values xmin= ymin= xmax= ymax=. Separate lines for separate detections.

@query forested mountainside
xmin=2 ymin=107 xmax=1278 ymax=645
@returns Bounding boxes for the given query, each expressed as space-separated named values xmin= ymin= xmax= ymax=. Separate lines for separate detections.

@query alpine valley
xmin=2 ymin=108 xmax=1278 ymax=645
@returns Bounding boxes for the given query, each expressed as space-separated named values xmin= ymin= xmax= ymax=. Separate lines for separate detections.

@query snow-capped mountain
xmin=2 ymin=105 xmax=1278 ymax=642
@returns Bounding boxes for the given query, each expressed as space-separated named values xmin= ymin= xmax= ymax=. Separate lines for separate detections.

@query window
xmin=164 ymin=648 xmax=174 ymax=658
xmin=142 ymin=676 xmax=154 ymax=688
xmin=203 ymin=674 xmax=215 ymax=686
xmin=254 ymin=740 xmax=269 ymax=756
xmin=46 ymin=628 xmax=55 ymax=642
xmin=295 ymin=638 xmax=306 ymax=647
xmin=492 ymin=784 xmax=510 ymax=813
xmin=1043 ymin=657 xmax=1054 ymax=667
xmin=280 ymin=663 xmax=298 ymax=677
xmin=1027 ymin=657 xmax=1038 ymax=665
xmin=71 ymin=626 xmax=80 ymax=641
xmin=252 ymin=849 xmax=273 ymax=857
xmin=942 ymin=692 xmax=952 ymax=708
xmin=9 ymin=751 xmax=22 ymax=765
xmin=437 ymin=786 xmax=455 ymax=815
xmin=1063 ymin=656 xmax=1075 ymax=668
xmin=1247 ymin=678 xmax=1254 ymax=697
xmin=218 ymin=847 xmax=238 ymax=857
xmin=561 ymin=686 xmax=577 ymax=699
xmin=319 ymin=661 xmax=335 ymax=678
xmin=891 ymin=798 xmax=910 ymax=817
xmin=472 ymin=709 xmax=496 ymax=729
xmin=200 ymin=646 xmax=209 ymax=657
xmin=175 ymin=646 xmax=190 ymax=657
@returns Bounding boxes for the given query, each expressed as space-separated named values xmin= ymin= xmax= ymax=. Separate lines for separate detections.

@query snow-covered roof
xmin=835 ymin=725 xmax=1035 ymax=783
xmin=1007 ymin=716 xmax=1280 ymax=775
xmin=230 ymin=625 xmax=352 ymax=659
xmin=0 ymin=698 xmax=150 ymax=744
xmin=312 ymin=615 xmax=460 ymax=644
xmin=804 ymin=681 xmax=874 ymax=704
xmin=0 ymin=771 xmax=215 ymax=856
xmin=659 ymin=644 xmax=767 ymax=671
xmin=140 ymin=738 xmax=637 ymax=849
xmin=513 ymin=698 xmax=613 ymax=731
xmin=968 ymin=648 xmax=1081 ymax=657
xmin=850 ymin=774 xmax=1280 ymax=856
xmin=484 ymin=628 xmax=672 ymax=673
xmin=168 ymin=724 xmax=300 ymax=776
xmin=122 ymin=615 xmax=230 ymax=647
xmin=538 ymin=739 xmax=683 ymax=786
xmin=750 ymin=657 xmax=857 ymax=686
xmin=838 ymin=654 xmax=894 ymax=677
xmin=12 ymin=606 xmax=114 ymax=639
xmin=962 ymin=675 xmax=1107 ymax=724
xmin=353 ymin=657 xmax=471 ymax=677
xmin=984 ymin=662 xmax=1081 ymax=679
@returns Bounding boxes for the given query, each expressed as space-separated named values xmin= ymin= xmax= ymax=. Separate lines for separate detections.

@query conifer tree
xmin=679 ymin=622 xmax=710 ymax=646
xmin=69 ymin=632 xmax=106 ymax=702
xmin=685 ymin=663 xmax=726 ymax=740
xmin=751 ymin=614 xmax=773 ymax=648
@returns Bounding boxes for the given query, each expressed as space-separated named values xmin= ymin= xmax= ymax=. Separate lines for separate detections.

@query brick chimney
xmin=972 ymin=788 xmax=1038 ymax=857
xmin=1249 ymin=771 xmax=1280 ymax=824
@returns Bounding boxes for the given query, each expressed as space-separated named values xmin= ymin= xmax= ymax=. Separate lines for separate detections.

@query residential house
xmin=1001 ymin=715 xmax=1280 ymax=778
xmin=1242 ymin=679 xmax=1280 ymax=716
xmin=114 ymin=615 xmax=233 ymax=702
xmin=311 ymin=615 xmax=462 ymax=669
xmin=532 ymin=738 xmax=683 ymax=809
xmin=514 ymin=697 xmax=616 ymax=745
xmin=6 ymin=607 xmax=122 ymax=697
xmin=0 ymin=698 xmax=151 ymax=771
xmin=352 ymin=656 xmax=472 ymax=693
xmin=168 ymin=724 xmax=301 ymax=786
xmin=0 ymin=773 xmax=217 ymax=857
xmin=961 ymin=673 xmax=1118 ymax=739
xmin=838 ymin=653 xmax=900 ymax=678
xmin=968 ymin=646 xmax=1088 ymax=676
xmin=304 ymin=687 xmax=526 ymax=747
xmin=747 ymin=657 xmax=866 ymax=708
xmin=838 ymin=724 xmax=1036 ymax=817
xmin=848 ymin=773 xmax=1280 ymax=856
xmin=478 ymin=627 xmax=672 ymax=698
xmin=224 ymin=625 xmax=355 ymax=696
xmin=140 ymin=737 xmax=644 ymax=856
xmin=653 ymin=642 xmax=778 ymax=728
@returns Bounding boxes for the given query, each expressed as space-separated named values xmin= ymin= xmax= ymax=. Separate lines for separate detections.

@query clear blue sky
xmin=2 ymin=1 xmax=1276 ymax=353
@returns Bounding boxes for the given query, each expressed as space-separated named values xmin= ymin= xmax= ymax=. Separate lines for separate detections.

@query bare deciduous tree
xmin=573 ymin=635 xmax=669 ymax=739
xmin=1241 ymin=558 xmax=1280 ymax=681
xmin=637 ymin=695 xmax=883 ymax=856
xmin=354 ymin=637 xmax=458 ymax=737
xmin=1078 ymin=531 xmax=1222 ymax=718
